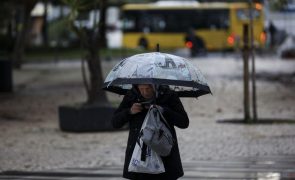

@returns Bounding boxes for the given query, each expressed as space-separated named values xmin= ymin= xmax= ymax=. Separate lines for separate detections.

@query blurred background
xmin=0 ymin=0 xmax=294 ymax=63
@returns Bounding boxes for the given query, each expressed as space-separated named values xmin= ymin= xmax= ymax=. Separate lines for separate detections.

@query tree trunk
xmin=11 ymin=5 xmax=25 ymax=69
xmin=249 ymin=0 xmax=258 ymax=122
xmin=11 ymin=1 xmax=37 ymax=69
xmin=67 ymin=0 xmax=110 ymax=106
xmin=42 ymin=0 xmax=49 ymax=47
xmin=83 ymin=0 xmax=109 ymax=105
xmin=242 ymin=24 xmax=251 ymax=123
xmin=98 ymin=0 xmax=107 ymax=48
xmin=86 ymin=44 xmax=109 ymax=105
xmin=58 ymin=0 xmax=116 ymax=133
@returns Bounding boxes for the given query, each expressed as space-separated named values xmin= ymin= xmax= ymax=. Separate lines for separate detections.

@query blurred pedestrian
xmin=268 ymin=21 xmax=277 ymax=48
xmin=184 ymin=28 xmax=206 ymax=57
xmin=112 ymin=84 xmax=189 ymax=180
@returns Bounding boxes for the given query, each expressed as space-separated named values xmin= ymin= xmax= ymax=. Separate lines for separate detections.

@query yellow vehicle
xmin=121 ymin=1 xmax=266 ymax=51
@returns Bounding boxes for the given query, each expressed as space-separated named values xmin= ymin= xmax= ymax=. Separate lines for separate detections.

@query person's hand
xmin=130 ymin=103 xmax=143 ymax=114
xmin=141 ymin=102 xmax=151 ymax=109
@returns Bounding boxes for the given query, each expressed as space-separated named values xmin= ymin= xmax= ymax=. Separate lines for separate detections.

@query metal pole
xmin=249 ymin=0 xmax=258 ymax=122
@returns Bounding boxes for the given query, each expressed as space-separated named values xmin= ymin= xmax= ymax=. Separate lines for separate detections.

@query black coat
xmin=112 ymin=86 xmax=189 ymax=180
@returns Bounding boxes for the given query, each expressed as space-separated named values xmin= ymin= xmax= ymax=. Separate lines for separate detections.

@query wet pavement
xmin=1 ymin=155 xmax=295 ymax=180
xmin=1 ymin=53 xmax=294 ymax=178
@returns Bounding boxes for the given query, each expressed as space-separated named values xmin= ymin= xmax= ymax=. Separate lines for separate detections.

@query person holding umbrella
xmin=103 ymin=52 xmax=211 ymax=179
xmin=112 ymin=83 xmax=189 ymax=180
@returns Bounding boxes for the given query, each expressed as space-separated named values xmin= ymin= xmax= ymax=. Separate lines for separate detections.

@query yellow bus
xmin=121 ymin=1 xmax=266 ymax=51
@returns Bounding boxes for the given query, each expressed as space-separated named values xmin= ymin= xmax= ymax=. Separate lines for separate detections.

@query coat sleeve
xmin=112 ymin=95 xmax=132 ymax=129
xmin=162 ymin=93 xmax=189 ymax=129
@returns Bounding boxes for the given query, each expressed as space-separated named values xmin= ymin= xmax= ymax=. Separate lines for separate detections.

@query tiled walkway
xmin=1 ymin=156 xmax=295 ymax=180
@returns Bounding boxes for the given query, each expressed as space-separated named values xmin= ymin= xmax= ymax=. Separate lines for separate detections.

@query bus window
xmin=123 ymin=9 xmax=229 ymax=32
xmin=150 ymin=15 xmax=166 ymax=32
xmin=141 ymin=11 xmax=166 ymax=32
xmin=138 ymin=12 xmax=151 ymax=32
xmin=195 ymin=10 xmax=229 ymax=30
xmin=165 ymin=11 xmax=184 ymax=32
xmin=123 ymin=17 xmax=136 ymax=31
xmin=123 ymin=11 xmax=165 ymax=33
xmin=168 ymin=10 xmax=192 ymax=32
xmin=236 ymin=9 xmax=261 ymax=20
xmin=142 ymin=10 xmax=195 ymax=33
xmin=123 ymin=11 xmax=138 ymax=32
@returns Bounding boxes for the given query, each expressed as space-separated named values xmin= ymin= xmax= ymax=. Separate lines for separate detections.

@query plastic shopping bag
xmin=141 ymin=106 xmax=174 ymax=157
xmin=128 ymin=138 xmax=165 ymax=174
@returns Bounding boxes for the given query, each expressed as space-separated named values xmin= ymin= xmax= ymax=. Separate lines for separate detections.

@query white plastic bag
xmin=128 ymin=138 xmax=165 ymax=174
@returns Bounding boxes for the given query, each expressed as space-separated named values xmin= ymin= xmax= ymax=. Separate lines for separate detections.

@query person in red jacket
xmin=112 ymin=84 xmax=189 ymax=180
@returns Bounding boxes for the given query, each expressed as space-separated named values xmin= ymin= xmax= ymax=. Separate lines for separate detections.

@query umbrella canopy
xmin=103 ymin=52 xmax=211 ymax=97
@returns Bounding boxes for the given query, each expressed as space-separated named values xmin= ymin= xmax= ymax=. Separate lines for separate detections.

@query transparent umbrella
xmin=103 ymin=52 xmax=211 ymax=97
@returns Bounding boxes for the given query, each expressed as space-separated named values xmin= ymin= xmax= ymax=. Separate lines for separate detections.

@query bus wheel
xmin=138 ymin=37 xmax=148 ymax=49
